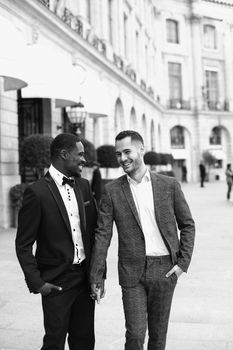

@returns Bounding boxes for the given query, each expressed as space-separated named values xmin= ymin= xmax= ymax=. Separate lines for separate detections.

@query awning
xmin=0 ymin=18 xmax=28 ymax=91
xmin=209 ymin=149 xmax=226 ymax=160
xmin=21 ymin=44 xmax=86 ymax=107
xmin=171 ymin=149 xmax=187 ymax=160
xmin=78 ymin=72 xmax=109 ymax=117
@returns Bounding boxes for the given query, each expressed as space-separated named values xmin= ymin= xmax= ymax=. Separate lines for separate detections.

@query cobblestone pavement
xmin=0 ymin=180 xmax=232 ymax=350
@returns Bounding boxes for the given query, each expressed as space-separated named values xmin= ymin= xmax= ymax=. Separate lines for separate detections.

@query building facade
xmin=0 ymin=0 xmax=233 ymax=227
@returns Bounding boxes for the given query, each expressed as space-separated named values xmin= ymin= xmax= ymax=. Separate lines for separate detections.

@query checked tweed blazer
xmin=90 ymin=172 xmax=195 ymax=287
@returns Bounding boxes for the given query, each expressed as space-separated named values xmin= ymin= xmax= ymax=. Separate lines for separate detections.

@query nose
xmin=120 ymin=153 xmax=127 ymax=162
xmin=81 ymin=155 xmax=86 ymax=164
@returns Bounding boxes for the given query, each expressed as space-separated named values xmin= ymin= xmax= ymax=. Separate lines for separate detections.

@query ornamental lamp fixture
xmin=66 ymin=99 xmax=88 ymax=137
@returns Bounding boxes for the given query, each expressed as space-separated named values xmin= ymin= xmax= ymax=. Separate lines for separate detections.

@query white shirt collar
xmin=127 ymin=168 xmax=151 ymax=185
xmin=49 ymin=164 xmax=73 ymax=187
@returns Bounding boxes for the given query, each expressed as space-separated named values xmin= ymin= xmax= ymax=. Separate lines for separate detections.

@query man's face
xmin=64 ymin=141 xmax=86 ymax=177
xmin=115 ymin=136 xmax=144 ymax=176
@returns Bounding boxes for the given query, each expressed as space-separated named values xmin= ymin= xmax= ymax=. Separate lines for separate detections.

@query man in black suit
xmin=15 ymin=133 xmax=97 ymax=350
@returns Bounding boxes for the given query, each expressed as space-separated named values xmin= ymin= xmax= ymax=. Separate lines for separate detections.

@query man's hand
xmin=165 ymin=265 xmax=183 ymax=279
xmin=90 ymin=280 xmax=106 ymax=304
xmin=37 ymin=282 xmax=62 ymax=296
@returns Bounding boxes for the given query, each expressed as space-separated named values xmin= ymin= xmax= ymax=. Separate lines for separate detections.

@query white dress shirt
xmin=49 ymin=164 xmax=85 ymax=264
xmin=127 ymin=169 xmax=169 ymax=256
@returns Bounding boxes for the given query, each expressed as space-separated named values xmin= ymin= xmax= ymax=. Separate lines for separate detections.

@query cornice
xmin=0 ymin=0 xmax=162 ymax=111
xmin=202 ymin=0 xmax=233 ymax=7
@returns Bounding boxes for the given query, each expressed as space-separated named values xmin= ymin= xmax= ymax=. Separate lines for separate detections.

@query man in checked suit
xmin=90 ymin=130 xmax=195 ymax=350
xmin=16 ymin=133 xmax=97 ymax=350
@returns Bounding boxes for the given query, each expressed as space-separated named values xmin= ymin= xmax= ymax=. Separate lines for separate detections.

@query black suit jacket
xmin=15 ymin=172 xmax=97 ymax=293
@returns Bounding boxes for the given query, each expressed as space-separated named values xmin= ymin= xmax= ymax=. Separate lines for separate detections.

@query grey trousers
xmin=121 ymin=256 xmax=177 ymax=350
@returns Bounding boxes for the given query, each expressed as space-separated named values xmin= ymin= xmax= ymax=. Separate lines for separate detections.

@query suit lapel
xmin=74 ymin=178 xmax=86 ymax=233
xmin=44 ymin=172 xmax=72 ymax=234
xmin=121 ymin=176 xmax=142 ymax=231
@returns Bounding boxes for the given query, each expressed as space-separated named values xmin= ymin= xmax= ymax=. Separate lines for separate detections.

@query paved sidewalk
xmin=0 ymin=181 xmax=233 ymax=349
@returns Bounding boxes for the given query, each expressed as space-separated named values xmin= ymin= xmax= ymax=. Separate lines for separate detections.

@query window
xmin=86 ymin=0 xmax=91 ymax=23
xmin=205 ymin=70 xmax=219 ymax=109
xmin=108 ymin=0 xmax=113 ymax=44
xmin=204 ymin=25 xmax=217 ymax=49
xmin=145 ymin=44 xmax=148 ymax=80
xmin=136 ymin=31 xmax=139 ymax=70
xmin=123 ymin=13 xmax=128 ymax=58
xmin=166 ymin=19 xmax=179 ymax=44
xmin=168 ymin=62 xmax=182 ymax=101
xmin=170 ymin=126 xmax=185 ymax=148
xmin=209 ymin=127 xmax=221 ymax=145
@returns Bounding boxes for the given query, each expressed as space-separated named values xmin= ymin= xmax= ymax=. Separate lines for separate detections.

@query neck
xmin=52 ymin=162 xmax=69 ymax=178
xmin=129 ymin=165 xmax=147 ymax=183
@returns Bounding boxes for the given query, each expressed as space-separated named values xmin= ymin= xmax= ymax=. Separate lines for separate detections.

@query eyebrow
xmin=115 ymin=148 xmax=131 ymax=154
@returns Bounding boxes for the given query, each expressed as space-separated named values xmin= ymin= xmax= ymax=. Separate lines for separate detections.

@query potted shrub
xmin=20 ymin=134 xmax=53 ymax=180
xmin=97 ymin=145 xmax=119 ymax=179
xmin=80 ymin=138 xmax=97 ymax=167
xmin=9 ymin=183 xmax=29 ymax=227
xmin=144 ymin=151 xmax=161 ymax=170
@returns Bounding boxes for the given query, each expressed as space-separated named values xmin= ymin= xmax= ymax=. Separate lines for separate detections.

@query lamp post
xmin=66 ymin=100 xmax=87 ymax=138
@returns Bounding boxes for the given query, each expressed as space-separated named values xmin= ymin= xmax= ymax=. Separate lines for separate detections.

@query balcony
xmin=113 ymin=53 xmax=124 ymax=71
xmin=205 ymin=100 xmax=229 ymax=111
xmin=125 ymin=65 xmax=137 ymax=82
xmin=168 ymin=99 xmax=191 ymax=110
xmin=38 ymin=0 xmax=49 ymax=7
xmin=171 ymin=137 xmax=185 ymax=149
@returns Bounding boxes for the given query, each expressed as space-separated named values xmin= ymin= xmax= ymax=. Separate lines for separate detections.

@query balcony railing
xmin=38 ymin=0 xmax=49 ymax=7
xmin=209 ymin=136 xmax=221 ymax=145
xmin=168 ymin=99 xmax=191 ymax=110
xmin=205 ymin=100 xmax=229 ymax=111
xmin=113 ymin=53 xmax=124 ymax=71
xmin=125 ymin=66 xmax=137 ymax=82
xmin=171 ymin=137 xmax=185 ymax=149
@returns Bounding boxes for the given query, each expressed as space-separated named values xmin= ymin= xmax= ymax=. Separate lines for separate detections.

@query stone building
xmin=0 ymin=0 xmax=233 ymax=227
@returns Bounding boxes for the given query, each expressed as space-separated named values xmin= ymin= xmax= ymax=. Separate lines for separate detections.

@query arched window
xmin=151 ymin=120 xmax=155 ymax=151
xmin=114 ymin=98 xmax=124 ymax=133
xmin=142 ymin=114 xmax=147 ymax=142
xmin=209 ymin=126 xmax=221 ymax=145
xmin=204 ymin=25 xmax=217 ymax=49
xmin=130 ymin=107 xmax=137 ymax=129
xmin=170 ymin=126 xmax=185 ymax=148
xmin=166 ymin=19 xmax=179 ymax=44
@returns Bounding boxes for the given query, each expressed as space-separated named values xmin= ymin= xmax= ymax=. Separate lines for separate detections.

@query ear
xmin=140 ymin=144 xmax=145 ymax=155
xmin=60 ymin=149 xmax=68 ymax=160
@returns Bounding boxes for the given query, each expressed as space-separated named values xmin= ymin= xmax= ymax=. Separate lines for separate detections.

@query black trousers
xmin=122 ymin=256 xmax=177 ymax=350
xmin=41 ymin=264 xmax=95 ymax=350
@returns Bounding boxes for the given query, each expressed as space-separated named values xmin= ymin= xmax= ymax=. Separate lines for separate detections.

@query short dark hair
xmin=115 ymin=130 xmax=144 ymax=145
xmin=50 ymin=133 xmax=79 ymax=160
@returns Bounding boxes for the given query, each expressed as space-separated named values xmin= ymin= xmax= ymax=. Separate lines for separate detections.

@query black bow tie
xmin=62 ymin=176 xmax=75 ymax=188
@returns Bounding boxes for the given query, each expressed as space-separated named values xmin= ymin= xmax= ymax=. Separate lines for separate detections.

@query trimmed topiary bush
xmin=144 ymin=151 xmax=161 ymax=166
xmin=80 ymin=138 xmax=97 ymax=167
xmin=9 ymin=183 xmax=28 ymax=210
xmin=20 ymin=134 xmax=53 ymax=179
xmin=97 ymin=145 xmax=119 ymax=168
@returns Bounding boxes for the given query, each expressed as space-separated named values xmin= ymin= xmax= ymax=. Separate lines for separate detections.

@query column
xmin=190 ymin=14 xmax=203 ymax=111
xmin=0 ymin=83 xmax=20 ymax=227
xmin=223 ymin=22 xmax=233 ymax=111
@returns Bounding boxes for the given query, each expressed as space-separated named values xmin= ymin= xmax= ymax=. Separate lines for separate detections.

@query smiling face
xmin=63 ymin=141 xmax=86 ymax=177
xmin=115 ymin=136 xmax=145 ymax=177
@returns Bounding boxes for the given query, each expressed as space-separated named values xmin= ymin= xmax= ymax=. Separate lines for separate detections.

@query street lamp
xmin=66 ymin=99 xmax=88 ymax=137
